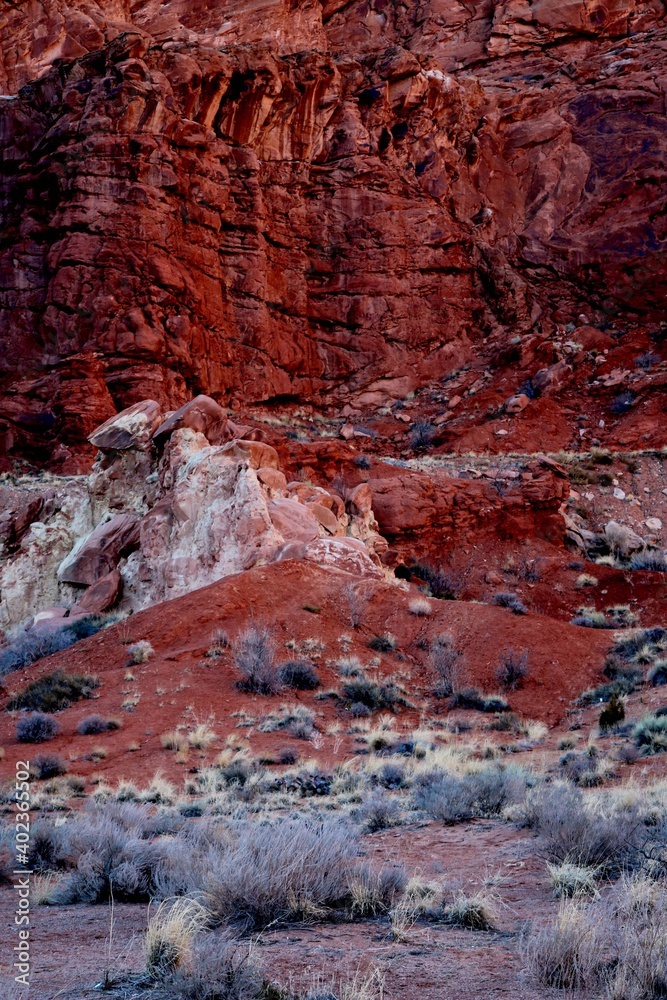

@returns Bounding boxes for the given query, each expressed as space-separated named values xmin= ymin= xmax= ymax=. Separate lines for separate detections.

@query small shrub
xmin=367 ymin=633 xmax=397 ymax=653
xmin=575 ymin=574 xmax=598 ymax=589
xmin=77 ymin=714 xmax=120 ymax=735
xmin=233 ymin=626 xmax=280 ymax=694
xmin=571 ymin=606 xmax=612 ymax=629
xmin=16 ymin=713 xmax=60 ymax=743
xmin=408 ymin=421 xmax=436 ymax=452
xmin=164 ymin=935 xmax=266 ymax=999
xmin=0 ymin=615 xmax=113 ymax=676
xmin=341 ymin=673 xmax=404 ymax=712
xmin=599 ymin=695 xmax=625 ymax=731
xmin=610 ymin=391 xmax=635 ymax=415
xmin=356 ymin=790 xmax=402 ymax=832
xmin=277 ymin=747 xmax=299 ymax=766
xmin=377 ymin=761 xmax=406 ymax=789
xmin=522 ymin=901 xmax=603 ymax=989
xmin=7 ymin=671 xmax=99 ymax=713
xmin=449 ymin=688 xmax=509 ymax=713
xmin=344 ymin=583 xmax=370 ymax=629
xmin=413 ymin=765 xmax=525 ymax=824
xmin=429 ymin=634 xmax=464 ymax=698
xmin=410 ymin=562 xmax=461 ymax=600
xmin=31 ymin=754 xmax=68 ymax=780
xmin=205 ymin=819 xmax=361 ymax=929
xmin=523 ymin=782 xmax=634 ymax=870
xmin=630 ymin=550 xmax=667 ymax=572
xmin=491 ymin=592 xmax=527 ymax=615
xmin=258 ymin=704 xmax=316 ymax=740
xmin=648 ymin=660 xmax=667 ymax=686
xmin=128 ymin=640 xmax=154 ymax=664
xmin=633 ymin=714 xmax=667 ymax=754
xmin=349 ymin=702 xmax=371 ymax=718
xmin=635 ymin=351 xmax=659 ymax=369
xmin=279 ymin=660 xmax=320 ymax=690
xmin=495 ymin=649 xmax=529 ymax=691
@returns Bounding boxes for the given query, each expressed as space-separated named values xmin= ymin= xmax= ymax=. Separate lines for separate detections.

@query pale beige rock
xmin=505 ymin=393 xmax=530 ymax=414
xmin=604 ymin=520 xmax=645 ymax=558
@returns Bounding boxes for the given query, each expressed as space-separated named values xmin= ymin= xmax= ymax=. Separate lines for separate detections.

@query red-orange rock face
xmin=1 ymin=2 xmax=666 ymax=464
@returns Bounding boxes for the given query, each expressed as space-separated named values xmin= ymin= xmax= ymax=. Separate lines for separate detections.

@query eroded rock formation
xmin=1 ymin=2 xmax=666 ymax=466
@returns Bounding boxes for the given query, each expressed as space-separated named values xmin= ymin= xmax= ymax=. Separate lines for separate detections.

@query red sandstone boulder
xmin=268 ymin=499 xmax=320 ymax=543
xmin=58 ymin=514 xmax=140 ymax=585
xmin=153 ymin=396 xmax=228 ymax=445
xmin=219 ymin=440 xmax=280 ymax=470
xmin=71 ymin=569 xmax=123 ymax=615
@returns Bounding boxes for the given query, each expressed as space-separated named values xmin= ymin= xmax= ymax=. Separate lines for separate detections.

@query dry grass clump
xmin=258 ymin=704 xmax=316 ymax=740
xmin=547 ymin=861 xmax=601 ymax=899
xmin=440 ymin=890 xmax=498 ymax=930
xmin=187 ymin=725 xmax=218 ymax=750
xmin=159 ymin=935 xmax=266 ymax=999
xmin=523 ymin=875 xmax=667 ymax=998
xmin=144 ymin=897 xmax=209 ymax=979
xmin=347 ymin=865 xmax=406 ymax=917
xmin=204 ymin=819 xmax=360 ymax=929
xmin=408 ymin=597 xmax=432 ymax=616
xmin=161 ymin=730 xmax=187 ymax=753
xmin=127 ymin=640 xmax=154 ymax=664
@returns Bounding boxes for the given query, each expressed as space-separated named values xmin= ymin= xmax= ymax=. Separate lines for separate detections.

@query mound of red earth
xmin=0 ymin=559 xmax=615 ymax=784
xmin=1 ymin=2 xmax=666 ymax=468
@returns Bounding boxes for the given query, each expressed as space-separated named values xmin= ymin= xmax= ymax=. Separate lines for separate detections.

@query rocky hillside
xmin=1 ymin=0 xmax=666 ymax=468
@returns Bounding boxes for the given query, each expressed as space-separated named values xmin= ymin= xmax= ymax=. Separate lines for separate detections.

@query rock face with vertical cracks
xmin=1 ymin=1 xmax=666 ymax=465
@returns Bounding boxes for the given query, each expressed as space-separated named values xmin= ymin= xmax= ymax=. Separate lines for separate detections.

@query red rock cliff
xmin=1 ymin=1 xmax=665 ymax=464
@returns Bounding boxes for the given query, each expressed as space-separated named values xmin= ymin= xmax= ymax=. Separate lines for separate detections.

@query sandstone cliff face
xmin=0 ymin=2 xmax=665 ymax=465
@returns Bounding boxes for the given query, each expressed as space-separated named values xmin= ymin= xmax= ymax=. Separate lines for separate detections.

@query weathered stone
xmin=603 ymin=521 xmax=645 ymax=558
xmin=71 ymin=569 xmax=123 ymax=615
xmin=267 ymin=499 xmax=320 ymax=543
xmin=153 ymin=396 xmax=228 ymax=445
xmin=256 ymin=467 xmax=287 ymax=491
xmin=89 ymin=400 xmax=164 ymax=451
xmin=58 ymin=514 xmax=140 ymax=585
xmin=219 ymin=440 xmax=280 ymax=470
xmin=505 ymin=394 xmax=530 ymax=414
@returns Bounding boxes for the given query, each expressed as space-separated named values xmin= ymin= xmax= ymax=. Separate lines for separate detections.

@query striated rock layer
xmin=1 ymin=2 xmax=666 ymax=465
